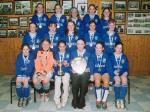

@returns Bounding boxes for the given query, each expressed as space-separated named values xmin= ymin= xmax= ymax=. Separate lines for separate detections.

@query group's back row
xmin=23 ymin=3 xmax=120 ymax=57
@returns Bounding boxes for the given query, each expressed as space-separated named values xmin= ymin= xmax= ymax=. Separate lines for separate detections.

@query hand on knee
xmin=114 ymin=76 xmax=120 ymax=85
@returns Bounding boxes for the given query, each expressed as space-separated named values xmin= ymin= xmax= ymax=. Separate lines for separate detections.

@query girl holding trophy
xmin=54 ymin=40 xmax=71 ymax=109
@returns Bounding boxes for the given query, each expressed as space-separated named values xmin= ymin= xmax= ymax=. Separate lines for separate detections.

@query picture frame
xmin=20 ymin=17 xmax=28 ymax=27
xmin=18 ymin=28 xmax=27 ymax=38
xmin=0 ymin=2 xmax=13 ymax=14
xmin=74 ymin=0 xmax=87 ymax=7
xmin=141 ymin=0 xmax=150 ymax=10
xmin=0 ymin=17 xmax=8 ymax=28
xmin=128 ymin=0 xmax=140 ymax=10
xmin=77 ymin=3 xmax=88 ymax=18
xmin=15 ymin=1 xmax=31 ymax=14
xmin=127 ymin=13 xmax=150 ymax=34
xmin=0 ymin=30 xmax=7 ymax=38
xmin=46 ymin=0 xmax=57 ymax=13
xmin=114 ymin=12 xmax=126 ymax=24
xmin=101 ymin=0 xmax=113 ymax=10
xmin=116 ymin=24 xmax=125 ymax=34
xmin=62 ymin=0 xmax=73 ymax=16
xmin=7 ymin=29 xmax=17 ymax=38
xmin=114 ymin=0 xmax=126 ymax=11
xmin=9 ymin=18 xmax=19 ymax=26
xmin=28 ymin=16 xmax=32 ymax=24
xmin=32 ymin=0 xmax=43 ymax=13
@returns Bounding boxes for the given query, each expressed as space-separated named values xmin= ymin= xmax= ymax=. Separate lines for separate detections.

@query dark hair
xmin=39 ymin=38 xmax=51 ymax=51
xmin=54 ymin=4 xmax=62 ymax=13
xmin=108 ymin=19 xmax=116 ymax=24
xmin=48 ymin=21 xmax=57 ymax=27
xmin=65 ymin=20 xmax=77 ymax=35
xmin=88 ymin=4 xmax=97 ymax=13
xmin=34 ymin=3 xmax=44 ymax=14
xmin=21 ymin=43 xmax=30 ymax=50
xmin=76 ymin=37 xmax=86 ymax=45
xmin=89 ymin=20 xmax=96 ymax=25
xmin=69 ymin=7 xmax=80 ymax=20
xmin=29 ymin=22 xmax=38 ymax=28
xmin=115 ymin=42 xmax=123 ymax=48
xmin=96 ymin=41 xmax=104 ymax=48
xmin=57 ymin=40 xmax=67 ymax=47
xmin=101 ymin=7 xmax=112 ymax=19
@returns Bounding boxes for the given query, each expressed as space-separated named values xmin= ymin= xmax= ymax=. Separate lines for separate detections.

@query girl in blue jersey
xmin=90 ymin=41 xmax=111 ymax=109
xmin=71 ymin=38 xmax=91 ymax=109
xmin=84 ymin=20 xmax=101 ymax=53
xmin=31 ymin=3 xmax=49 ymax=37
xmin=62 ymin=20 xmax=78 ymax=52
xmin=49 ymin=4 xmax=67 ymax=35
xmin=16 ymin=44 xmax=34 ymax=107
xmin=82 ymin=4 xmax=102 ymax=33
xmin=43 ymin=22 xmax=60 ymax=53
xmin=102 ymin=19 xmax=121 ymax=56
xmin=54 ymin=40 xmax=71 ymax=109
xmin=69 ymin=7 xmax=84 ymax=36
xmin=22 ymin=23 xmax=41 ymax=57
xmin=100 ymin=7 xmax=112 ymax=33
xmin=110 ymin=42 xmax=129 ymax=109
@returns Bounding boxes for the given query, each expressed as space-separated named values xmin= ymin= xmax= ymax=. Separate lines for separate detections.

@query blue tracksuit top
xmin=49 ymin=14 xmax=67 ymax=35
xmin=102 ymin=31 xmax=121 ymax=56
xmin=31 ymin=13 xmax=49 ymax=37
xmin=54 ymin=51 xmax=71 ymax=75
xmin=16 ymin=52 xmax=34 ymax=77
xmin=22 ymin=32 xmax=41 ymax=57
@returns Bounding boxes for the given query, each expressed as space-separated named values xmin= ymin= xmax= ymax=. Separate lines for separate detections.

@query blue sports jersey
xmin=49 ymin=14 xmax=67 ymax=35
xmin=90 ymin=53 xmax=112 ymax=76
xmin=102 ymin=31 xmax=121 ymax=56
xmin=62 ymin=33 xmax=79 ymax=52
xmin=100 ymin=19 xmax=109 ymax=33
xmin=54 ymin=51 xmax=71 ymax=75
xmin=22 ymin=32 xmax=41 ymax=57
xmin=31 ymin=14 xmax=49 ymax=37
xmin=82 ymin=14 xmax=102 ymax=33
xmin=84 ymin=31 xmax=102 ymax=53
xmin=110 ymin=53 xmax=129 ymax=77
xmin=43 ymin=31 xmax=61 ymax=53
xmin=16 ymin=52 xmax=34 ymax=77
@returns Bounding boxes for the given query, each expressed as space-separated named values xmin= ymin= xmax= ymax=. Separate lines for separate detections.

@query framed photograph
xmin=0 ymin=2 xmax=13 ymax=14
xmin=15 ymin=1 xmax=31 ymax=14
xmin=32 ymin=0 xmax=43 ymax=13
xmin=75 ymin=0 xmax=87 ymax=7
xmin=62 ymin=0 xmax=73 ymax=16
xmin=46 ymin=0 xmax=57 ymax=13
xmin=114 ymin=0 xmax=126 ymax=11
xmin=28 ymin=17 xmax=32 ymax=24
xmin=127 ymin=13 xmax=150 ymax=34
xmin=20 ymin=17 xmax=28 ymax=27
xmin=114 ymin=12 xmax=126 ymax=23
xmin=116 ymin=24 xmax=125 ymax=34
xmin=7 ymin=29 xmax=17 ymax=38
xmin=9 ymin=18 xmax=19 ymax=26
xmin=142 ymin=0 xmax=150 ymax=10
xmin=0 ymin=30 xmax=7 ymax=38
xmin=18 ymin=28 xmax=27 ymax=38
xmin=101 ymin=0 xmax=113 ymax=10
xmin=77 ymin=3 xmax=88 ymax=18
xmin=128 ymin=0 xmax=140 ymax=10
xmin=0 ymin=17 xmax=8 ymax=28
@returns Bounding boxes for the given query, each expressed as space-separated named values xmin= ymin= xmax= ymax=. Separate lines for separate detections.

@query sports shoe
xmin=102 ymin=101 xmax=107 ymax=109
xmin=115 ymin=100 xmax=121 ymax=109
xmin=120 ymin=100 xmax=125 ymax=109
xmin=18 ymin=98 xmax=23 ymax=107
xmin=22 ymin=98 xmax=29 ymax=107
xmin=96 ymin=101 xmax=101 ymax=108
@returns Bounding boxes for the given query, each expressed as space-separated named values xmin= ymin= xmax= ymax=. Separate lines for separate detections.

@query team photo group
xmin=16 ymin=3 xmax=129 ymax=110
